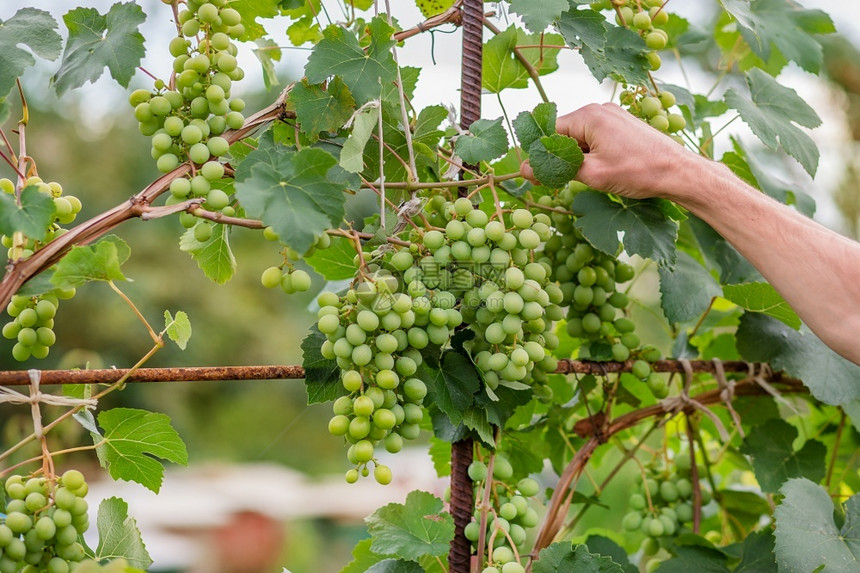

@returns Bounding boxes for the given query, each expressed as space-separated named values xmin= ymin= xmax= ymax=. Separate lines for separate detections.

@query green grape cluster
xmin=418 ymin=197 xmax=560 ymax=395
xmin=129 ymin=0 xmax=245 ymax=230
xmin=463 ymin=456 xmax=541 ymax=573
xmin=590 ymin=0 xmax=671 ymax=70
xmin=620 ymin=87 xmax=686 ymax=137
xmin=622 ymin=454 xmax=712 ymax=549
xmin=3 ymin=290 xmax=74 ymax=362
xmin=1 ymin=177 xmax=83 ymax=261
xmin=0 ymin=471 xmax=90 ymax=573
xmin=316 ymin=269 xmax=458 ymax=484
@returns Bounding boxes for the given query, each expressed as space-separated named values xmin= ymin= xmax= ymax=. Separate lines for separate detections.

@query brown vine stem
xmin=528 ymin=374 xmax=806 ymax=559
xmin=0 ymin=86 xmax=295 ymax=310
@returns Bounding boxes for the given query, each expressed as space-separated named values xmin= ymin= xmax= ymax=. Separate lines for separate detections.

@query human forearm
xmin=669 ymin=159 xmax=860 ymax=364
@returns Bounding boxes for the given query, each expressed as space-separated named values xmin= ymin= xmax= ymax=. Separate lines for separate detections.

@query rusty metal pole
xmin=449 ymin=1 xmax=484 ymax=571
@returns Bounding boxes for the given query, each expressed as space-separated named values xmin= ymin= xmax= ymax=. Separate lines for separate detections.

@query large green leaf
xmin=289 ymin=77 xmax=356 ymax=138
xmin=340 ymin=539 xmax=387 ymax=573
xmin=52 ymin=2 xmax=146 ymax=96
xmin=774 ymin=478 xmax=860 ymax=573
xmin=513 ymin=102 xmax=557 ymax=149
xmin=736 ymin=313 xmax=860 ymax=406
xmin=527 ymin=134 xmax=583 ymax=189
xmin=366 ymin=560 xmax=425 ymax=573
xmin=482 ymin=26 xmax=564 ymax=93
xmin=234 ymin=143 xmax=347 ymax=255
xmin=304 ymin=16 xmax=397 ymax=104
xmin=721 ymin=282 xmax=800 ymax=329
xmin=740 ymin=419 xmax=826 ymax=493
xmin=658 ymin=251 xmax=721 ymax=324
xmin=656 ymin=545 xmax=730 ymax=573
xmin=179 ymin=223 xmax=236 ymax=284
xmin=734 ymin=530 xmax=777 ymax=572
xmin=724 ymin=69 xmax=822 ymax=177
xmin=557 ymin=8 xmax=607 ymax=50
xmin=366 ymin=490 xmax=454 ymax=560
xmin=720 ymin=0 xmax=835 ymax=74
xmin=229 ymin=0 xmax=279 ymax=41
xmin=301 ymin=325 xmax=343 ymax=405
xmin=510 ymin=0 xmax=569 ymax=33
xmin=572 ymin=191 xmax=677 ymax=266
xmin=0 ymin=186 xmax=56 ymax=241
xmin=339 ymin=105 xmax=379 ymax=173
xmin=51 ymin=237 xmax=129 ymax=288
xmin=94 ymin=497 xmax=152 ymax=569
xmin=533 ymin=543 xmax=626 ymax=573
xmin=580 ymin=24 xmax=650 ymax=85
xmin=98 ymin=408 xmax=188 ymax=493
xmin=455 ymin=118 xmax=510 ymax=165
xmin=0 ymin=8 xmax=61 ymax=100
xmin=305 ymin=235 xmax=357 ymax=280
xmin=433 ymin=351 xmax=481 ymax=425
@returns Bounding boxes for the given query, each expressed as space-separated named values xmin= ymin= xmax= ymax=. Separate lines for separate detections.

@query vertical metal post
xmin=449 ymin=1 xmax=484 ymax=572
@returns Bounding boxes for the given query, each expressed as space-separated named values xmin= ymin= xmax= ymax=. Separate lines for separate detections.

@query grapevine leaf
xmin=305 ymin=236 xmax=357 ymax=280
xmin=163 ymin=310 xmax=192 ymax=351
xmin=179 ymin=223 xmax=236 ymax=284
xmin=721 ymin=282 xmax=800 ymax=329
xmin=513 ymin=102 xmax=557 ymax=149
xmin=254 ymin=38 xmax=281 ymax=90
xmin=572 ymin=191 xmax=678 ymax=266
xmin=289 ymin=77 xmax=356 ymax=138
xmin=234 ymin=145 xmax=347 ymax=255
xmin=724 ymin=69 xmax=822 ymax=177
xmin=366 ymin=490 xmax=454 ymax=560
xmin=533 ymin=543 xmax=625 ymax=573
xmin=0 ymin=8 xmax=62 ymax=99
xmin=228 ymin=0 xmax=279 ymax=41
xmin=510 ymin=0 xmax=569 ymax=33
xmin=304 ymin=16 xmax=397 ymax=104
xmin=482 ymin=27 xmax=564 ymax=92
xmin=557 ymin=8 xmax=607 ymax=50
xmin=584 ymin=536 xmax=637 ymax=572
xmin=462 ymin=407 xmax=493 ymax=446
xmin=656 ymin=545 xmax=730 ymax=573
xmin=94 ymin=497 xmax=152 ymax=569
xmin=98 ymin=408 xmax=188 ymax=493
xmin=415 ymin=0 xmax=456 ymax=18
xmin=734 ymin=530 xmax=778 ymax=572
xmin=428 ymin=437 xmax=451 ymax=477
xmin=580 ymin=24 xmax=650 ymax=85
xmin=455 ymin=118 xmax=509 ymax=165
xmin=774 ymin=478 xmax=860 ymax=573
xmin=527 ymin=134 xmax=583 ymax=188
xmin=340 ymin=538 xmax=386 ymax=573
xmin=366 ymin=560 xmax=424 ymax=573
xmin=52 ymin=2 xmax=146 ymax=96
xmin=658 ymin=251 xmax=721 ymax=324
xmin=737 ymin=313 xmax=860 ymax=405
xmin=720 ymin=0 xmax=835 ymax=74
xmin=51 ymin=237 xmax=128 ymax=288
xmin=287 ymin=16 xmax=323 ymax=46
xmin=0 ymin=186 xmax=56 ymax=241
xmin=339 ymin=105 xmax=379 ymax=173
xmin=301 ymin=325 xmax=342 ymax=404
xmin=740 ymin=419 xmax=826 ymax=493
xmin=413 ymin=105 xmax=449 ymax=146
xmin=435 ymin=351 xmax=481 ymax=425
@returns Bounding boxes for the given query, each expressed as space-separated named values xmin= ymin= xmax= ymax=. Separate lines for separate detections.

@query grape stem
xmin=685 ymin=414 xmax=702 ymax=533
xmin=0 ymin=442 xmax=103 ymax=480
xmin=826 ymin=410 xmax=847 ymax=493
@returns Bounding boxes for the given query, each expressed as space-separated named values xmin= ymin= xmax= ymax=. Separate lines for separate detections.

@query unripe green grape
xmin=667 ymin=113 xmax=686 ymax=132
xmin=620 ymin=331 xmax=640 ymax=348
xmin=128 ymin=88 xmax=151 ymax=107
xmin=493 ymin=456 xmax=513 ymax=480
xmin=225 ymin=110 xmax=245 ymax=130
xmin=645 ymin=31 xmax=667 ymax=50
xmin=181 ymin=124 xmax=203 ymax=145
xmin=376 ymin=369 xmax=399 ymax=390
xmin=650 ymin=114 xmax=670 ymax=132
xmin=328 ymin=415 xmax=349 ymax=436
xmin=403 ymin=378 xmax=427 ymax=402
xmin=622 ymin=511 xmax=642 ymax=531
xmin=650 ymin=5 xmax=669 ymax=25
xmin=149 ymin=96 xmax=171 ymax=116
xmin=17 ymin=327 xmax=37 ymax=346
xmin=194 ymin=222 xmax=212 ymax=242
xmin=291 ymin=270 xmax=311 ymax=292
xmin=157 ymin=153 xmax=180 ymax=173
xmin=353 ymin=439 xmax=375 ymax=463
xmin=492 ymin=546 xmax=515 ymax=565
xmin=6 ymin=512 xmax=32 ymax=534
xmin=640 ymin=96 xmax=662 ymax=118
xmin=204 ymin=188 xmax=230 ymax=211
xmin=2 ymin=321 xmax=20 ymax=339
xmin=384 ymin=432 xmax=403 ymax=453
xmin=345 ymin=468 xmax=359 ymax=483
xmin=12 ymin=342 xmax=31 ymax=361
xmin=188 ymin=142 xmax=210 ymax=164
xmin=374 ymin=464 xmax=393 ymax=485
xmin=348 ymin=416 xmax=371 ymax=440
xmin=518 ymin=229 xmax=540 ymax=250
xmin=261 ymin=266 xmax=282 ymax=288
xmin=646 ymin=51 xmax=662 ymax=70
xmin=659 ymin=480 xmax=679 ymax=502
xmin=633 ymin=11 xmax=652 ymax=29
xmin=582 ymin=313 xmax=601 ymax=333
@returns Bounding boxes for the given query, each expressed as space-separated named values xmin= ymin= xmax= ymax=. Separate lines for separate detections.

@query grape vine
xmin=0 ymin=1 xmax=857 ymax=573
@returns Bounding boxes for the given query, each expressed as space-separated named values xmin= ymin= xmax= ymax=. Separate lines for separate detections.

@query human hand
xmin=521 ymin=103 xmax=702 ymax=201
